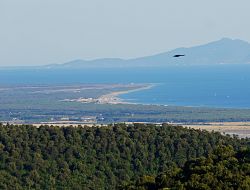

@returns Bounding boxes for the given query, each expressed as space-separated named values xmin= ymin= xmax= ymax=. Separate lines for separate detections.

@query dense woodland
xmin=124 ymin=145 xmax=250 ymax=190
xmin=0 ymin=123 xmax=249 ymax=189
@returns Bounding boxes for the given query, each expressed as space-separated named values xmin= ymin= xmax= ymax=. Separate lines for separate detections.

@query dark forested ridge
xmin=123 ymin=145 xmax=250 ymax=190
xmin=0 ymin=123 xmax=248 ymax=189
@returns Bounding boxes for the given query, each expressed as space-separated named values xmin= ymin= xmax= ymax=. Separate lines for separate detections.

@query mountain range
xmin=44 ymin=38 xmax=250 ymax=68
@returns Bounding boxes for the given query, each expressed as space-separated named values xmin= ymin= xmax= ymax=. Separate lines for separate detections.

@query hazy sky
xmin=1 ymin=0 xmax=250 ymax=66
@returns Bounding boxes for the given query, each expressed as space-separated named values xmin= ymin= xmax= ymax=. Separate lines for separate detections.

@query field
xmin=182 ymin=122 xmax=250 ymax=138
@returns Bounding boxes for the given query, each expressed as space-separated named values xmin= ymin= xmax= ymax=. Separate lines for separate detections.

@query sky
xmin=1 ymin=0 xmax=250 ymax=66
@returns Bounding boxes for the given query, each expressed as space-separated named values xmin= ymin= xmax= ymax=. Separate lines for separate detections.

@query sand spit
xmin=62 ymin=84 xmax=155 ymax=104
xmin=97 ymin=84 xmax=155 ymax=104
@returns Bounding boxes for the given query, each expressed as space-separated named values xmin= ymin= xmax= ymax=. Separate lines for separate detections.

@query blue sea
xmin=0 ymin=64 xmax=250 ymax=108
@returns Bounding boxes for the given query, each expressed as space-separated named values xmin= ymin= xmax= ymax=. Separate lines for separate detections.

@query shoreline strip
xmin=97 ymin=84 xmax=156 ymax=104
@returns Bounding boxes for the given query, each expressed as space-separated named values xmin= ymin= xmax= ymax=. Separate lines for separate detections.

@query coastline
xmin=97 ymin=84 xmax=155 ymax=104
xmin=62 ymin=83 xmax=156 ymax=104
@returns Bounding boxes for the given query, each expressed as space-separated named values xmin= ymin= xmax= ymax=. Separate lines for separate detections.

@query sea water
xmin=0 ymin=64 xmax=249 ymax=108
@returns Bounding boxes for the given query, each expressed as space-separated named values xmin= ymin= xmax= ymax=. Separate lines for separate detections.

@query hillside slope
xmin=0 ymin=123 xmax=247 ymax=189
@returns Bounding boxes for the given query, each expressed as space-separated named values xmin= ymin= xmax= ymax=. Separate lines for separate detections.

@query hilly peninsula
xmin=44 ymin=38 xmax=250 ymax=69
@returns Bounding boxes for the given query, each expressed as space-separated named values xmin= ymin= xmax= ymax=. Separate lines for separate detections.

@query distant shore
xmin=63 ymin=83 xmax=156 ymax=104
xmin=97 ymin=84 xmax=155 ymax=104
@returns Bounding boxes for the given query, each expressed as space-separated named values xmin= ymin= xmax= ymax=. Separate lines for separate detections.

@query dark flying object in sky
xmin=173 ymin=54 xmax=185 ymax=57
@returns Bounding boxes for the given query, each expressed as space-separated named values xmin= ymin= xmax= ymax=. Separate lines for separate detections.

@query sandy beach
xmin=97 ymin=84 xmax=155 ymax=104
xmin=64 ymin=83 xmax=155 ymax=104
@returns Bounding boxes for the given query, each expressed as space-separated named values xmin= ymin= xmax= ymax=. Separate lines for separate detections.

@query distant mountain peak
xmin=220 ymin=37 xmax=233 ymax=41
xmin=216 ymin=37 xmax=249 ymax=45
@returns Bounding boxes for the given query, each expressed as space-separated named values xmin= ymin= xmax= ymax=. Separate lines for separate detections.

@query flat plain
xmin=1 ymin=83 xmax=250 ymax=139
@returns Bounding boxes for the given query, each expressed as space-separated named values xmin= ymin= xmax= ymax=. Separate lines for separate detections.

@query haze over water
xmin=1 ymin=64 xmax=250 ymax=108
